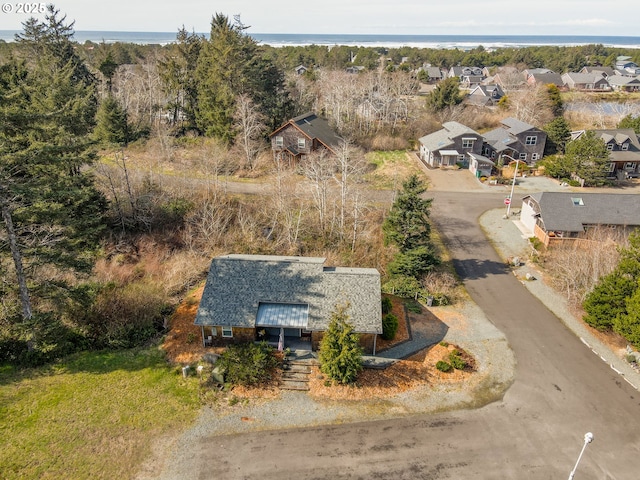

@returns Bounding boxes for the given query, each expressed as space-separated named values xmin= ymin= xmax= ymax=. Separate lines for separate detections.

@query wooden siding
xmin=271 ymin=124 xmax=312 ymax=156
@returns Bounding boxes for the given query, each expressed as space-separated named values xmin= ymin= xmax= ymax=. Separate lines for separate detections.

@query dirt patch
xmin=162 ymin=285 xmax=210 ymax=364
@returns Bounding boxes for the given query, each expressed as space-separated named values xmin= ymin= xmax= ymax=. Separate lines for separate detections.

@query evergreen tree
xmin=195 ymin=14 xmax=290 ymax=142
xmin=565 ymin=131 xmax=610 ymax=186
xmin=388 ymin=245 xmax=440 ymax=278
xmin=540 ymin=154 xmax=575 ymax=180
xmin=546 ymin=84 xmax=564 ymax=118
xmin=583 ymin=273 xmax=636 ymax=331
xmin=98 ymin=51 xmax=118 ymax=94
xmin=94 ymin=96 xmax=130 ymax=145
xmin=382 ymin=174 xmax=434 ymax=252
xmin=618 ymin=114 xmax=640 ymax=134
xmin=1 ymin=11 xmax=107 ymax=350
xmin=158 ymin=27 xmax=203 ymax=131
xmin=614 ymin=287 xmax=640 ymax=348
xmin=426 ymin=77 xmax=462 ymax=112
xmin=583 ymin=231 xmax=640 ymax=333
xmin=319 ymin=304 xmax=363 ymax=385
xmin=543 ymin=117 xmax=571 ymax=155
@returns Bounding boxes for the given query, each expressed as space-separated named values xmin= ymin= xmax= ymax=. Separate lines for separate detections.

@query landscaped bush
xmin=449 ymin=349 xmax=467 ymax=370
xmin=381 ymin=296 xmax=393 ymax=315
xmin=215 ymin=342 xmax=280 ymax=386
xmin=382 ymin=313 xmax=399 ymax=340
xmin=436 ymin=360 xmax=452 ymax=372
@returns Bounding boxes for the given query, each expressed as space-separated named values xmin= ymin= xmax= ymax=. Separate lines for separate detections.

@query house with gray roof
xmin=418 ymin=121 xmax=484 ymax=168
xmin=194 ymin=255 xmax=383 ymax=354
xmin=482 ymin=117 xmax=547 ymax=165
xmin=270 ymin=112 xmax=343 ymax=164
xmin=561 ymin=72 xmax=611 ymax=92
xmin=580 ymin=66 xmax=616 ymax=78
xmin=520 ymin=192 xmax=640 ymax=247
xmin=607 ymin=75 xmax=640 ymax=92
xmin=571 ymin=128 xmax=640 ymax=179
xmin=420 ymin=65 xmax=446 ymax=83
xmin=466 ymin=84 xmax=505 ymax=106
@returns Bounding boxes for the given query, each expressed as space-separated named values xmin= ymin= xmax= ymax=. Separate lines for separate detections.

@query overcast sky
xmin=1 ymin=1 xmax=638 ymax=36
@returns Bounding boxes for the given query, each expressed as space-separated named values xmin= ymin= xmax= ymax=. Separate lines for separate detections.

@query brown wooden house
xmin=269 ymin=112 xmax=343 ymax=164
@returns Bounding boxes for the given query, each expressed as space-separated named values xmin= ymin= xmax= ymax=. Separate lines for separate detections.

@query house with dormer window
xmin=571 ymin=128 xmax=640 ymax=180
xmin=482 ymin=118 xmax=547 ymax=165
xmin=466 ymin=84 xmax=505 ymax=106
xmin=418 ymin=121 xmax=484 ymax=168
xmin=270 ymin=112 xmax=343 ymax=165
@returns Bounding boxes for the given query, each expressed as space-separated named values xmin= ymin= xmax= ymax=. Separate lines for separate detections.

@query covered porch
xmin=256 ymin=302 xmax=312 ymax=352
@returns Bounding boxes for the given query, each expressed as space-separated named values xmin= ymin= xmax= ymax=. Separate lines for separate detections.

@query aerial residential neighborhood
xmin=2 ymin=5 xmax=640 ymax=479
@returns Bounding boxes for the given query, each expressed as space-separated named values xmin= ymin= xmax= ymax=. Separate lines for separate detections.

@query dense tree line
xmin=1 ymin=6 xmax=108 ymax=362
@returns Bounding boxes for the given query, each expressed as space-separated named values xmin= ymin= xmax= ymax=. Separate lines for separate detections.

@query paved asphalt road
xmin=194 ymin=176 xmax=640 ymax=479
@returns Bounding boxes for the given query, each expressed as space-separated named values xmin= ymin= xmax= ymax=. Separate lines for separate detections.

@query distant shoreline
xmin=1 ymin=31 xmax=640 ymax=49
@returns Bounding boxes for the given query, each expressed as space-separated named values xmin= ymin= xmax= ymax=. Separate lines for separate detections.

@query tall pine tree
xmin=195 ymin=13 xmax=290 ymax=141
xmin=1 ymin=9 xmax=107 ymax=351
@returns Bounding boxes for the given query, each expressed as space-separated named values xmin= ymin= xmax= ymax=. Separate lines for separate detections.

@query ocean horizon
xmin=1 ymin=30 xmax=640 ymax=49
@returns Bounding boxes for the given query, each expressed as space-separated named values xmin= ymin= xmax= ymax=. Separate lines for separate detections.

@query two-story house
xmin=269 ymin=112 xmax=343 ymax=165
xmin=482 ymin=118 xmax=547 ymax=165
xmin=571 ymin=128 xmax=640 ymax=180
xmin=448 ymin=66 xmax=486 ymax=88
xmin=418 ymin=121 xmax=485 ymax=168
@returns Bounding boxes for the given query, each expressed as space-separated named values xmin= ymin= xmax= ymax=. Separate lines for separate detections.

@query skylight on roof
xmin=571 ymin=197 xmax=584 ymax=206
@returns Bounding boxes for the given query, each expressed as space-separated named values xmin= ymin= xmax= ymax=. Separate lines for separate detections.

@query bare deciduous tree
xmin=233 ymin=94 xmax=267 ymax=170
xmin=508 ymin=85 xmax=554 ymax=126
xmin=300 ymin=149 xmax=334 ymax=233
xmin=545 ymin=227 xmax=629 ymax=306
xmin=333 ymin=140 xmax=367 ymax=240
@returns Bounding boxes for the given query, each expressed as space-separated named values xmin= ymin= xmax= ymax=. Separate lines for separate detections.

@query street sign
xmin=504 ymin=197 xmax=511 ymax=205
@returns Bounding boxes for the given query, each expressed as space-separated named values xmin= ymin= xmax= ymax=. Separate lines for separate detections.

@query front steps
xmin=280 ymin=353 xmax=318 ymax=391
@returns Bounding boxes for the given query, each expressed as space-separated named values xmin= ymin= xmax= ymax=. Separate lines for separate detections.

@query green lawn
xmin=0 ymin=346 xmax=201 ymax=480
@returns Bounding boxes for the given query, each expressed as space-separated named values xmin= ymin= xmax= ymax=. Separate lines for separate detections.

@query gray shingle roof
xmin=501 ymin=117 xmax=535 ymax=135
xmin=524 ymin=192 xmax=640 ymax=232
xmin=483 ymin=127 xmax=516 ymax=152
xmin=562 ymin=72 xmax=608 ymax=85
xmin=271 ymin=112 xmax=343 ymax=153
xmin=292 ymin=112 xmax=343 ymax=150
xmin=418 ymin=122 xmax=479 ymax=151
xmin=195 ymin=255 xmax=382 ymax=334
xmin=529 ymin=72 xmax=565 ymax=87
xmin=572 ymin=128 xmax=640 ymax=162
